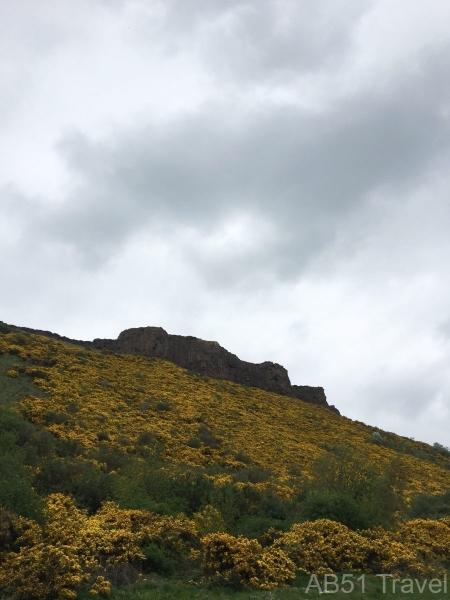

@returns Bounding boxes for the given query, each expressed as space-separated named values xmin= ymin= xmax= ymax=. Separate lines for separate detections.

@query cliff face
xmin=10 ymin=323 xmax=338 ymax=413
xmin=91 ymin=326 xmax=339 ymax=413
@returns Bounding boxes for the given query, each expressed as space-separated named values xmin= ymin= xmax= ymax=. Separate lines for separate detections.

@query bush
xmin=198 ymin=424 xmax=220 ymax=448
xmin=0 ymin=543 xmax=83 ymax=600
xmin=235 ymin=451 xmax=252 ymax=465
xmin=66 ymin=402 xmax=80 ymax=414
xmin=236 ymin=515 xmax=285 ymax=541
xmin=274 ymin=519 xmax=370 ymax=574
xmin=35 ymin=458 xmax=113 ymax=512
xmin=142 ymin=543 xmax=176 ymax=576
xmin=91 ymin=445 xmax=128 ymax=472
xmin=27 ymin=368 xmax=49 ymax=380
xmin=300 ymin=491 xmax=371 ymax=530
xmin=187 ymin=437 xmax=201 ymax=449
xmin=137 ymin=431 xmax=157 ymax=446
xmin=0 ymin=321 xmax=12 ymax=334
xmin=139 ymin=399 xmax=151 ymax=411
xmin=171 ymin=470 xmax=214 ymax=515
xmin=193 ymin=505 xmax=227 ymax=534
xmin=12 ymin=332 xmax=27 ymax=346
xmin=201 ymin=533 xmax=295 ymax=590
xmin=44 ymin=411 xmax=70 ymax=425
xmin=409 ymin=491 xmax=450 ymax=519
xmin=156 ymin=401 xmax=171 ymax=411
xmin=0 ymin=449 xmax=43 ymax=520
xmin=433 ymin=442 xmax=450 ymax=457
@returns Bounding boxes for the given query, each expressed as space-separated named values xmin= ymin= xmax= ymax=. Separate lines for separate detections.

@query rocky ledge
xmin=11 ymin=324 xmax=339 ymax=413
xmin=92 ymin=326 xmax=339 ymax=413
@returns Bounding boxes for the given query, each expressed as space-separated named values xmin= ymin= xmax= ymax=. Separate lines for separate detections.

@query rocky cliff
xmin=91 ymin=326 xmax=339 ymax=413
xmin=10 ymin=324 xmax=338 ymax=413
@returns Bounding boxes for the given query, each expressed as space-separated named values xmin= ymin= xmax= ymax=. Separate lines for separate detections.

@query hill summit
xmin=12 ymin=324 xmax=339 ymax=413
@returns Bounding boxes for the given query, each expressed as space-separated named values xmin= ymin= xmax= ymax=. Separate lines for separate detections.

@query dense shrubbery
xmin=409 ymin=490 xmax=450 ymax=519
xmin=2 ymin=329 xmax=450 ymax=598
xmin=3 ymin=495 xmax=450 ymax=598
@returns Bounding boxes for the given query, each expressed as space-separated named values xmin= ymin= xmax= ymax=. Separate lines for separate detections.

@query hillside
xmin=2 ymin=323 xmax=450 ymax=598
xmin=2 ymin=325 xmax=450 ymax=495
xmin=10 ymin=323 xmax=338 ymax=412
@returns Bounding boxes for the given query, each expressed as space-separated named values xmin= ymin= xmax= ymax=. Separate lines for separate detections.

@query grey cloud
xmin=157 ymin=0 xmax=370 ymax=80
xmin=358 ymin=371 xmax=445 ymax=421
xmin=201 ymin=0 xmax=369 ymax=82
xmin=435 ymin=320 xmax=450 ymax=341
xmin=11 ymin=41 xmax=450 ymax=284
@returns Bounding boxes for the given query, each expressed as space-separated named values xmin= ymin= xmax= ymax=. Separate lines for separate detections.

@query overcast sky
xmin=2 ymin=0 xmax=450 ymax=446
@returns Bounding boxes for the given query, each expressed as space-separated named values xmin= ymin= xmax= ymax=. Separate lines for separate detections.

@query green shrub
xmin=137 ymin=431 xmax=156 ymax=446
xmin=27 ymin=428 xmax=56 ymax=459
xmin=300 ymin=491 xmax=370 ymax=530
xmin=66 ymin=402 xmax=80 ymax=414
xmin=287 ymin=465 xmax=302 ymax=477
xmin=0 ymin=321 xmax=11 ymax=334
xmin=235 ymin=451 xmax=252 ymax=465
xmin=139 ymin=400 xmax=152 ymax=411
xmin=236 ymin=515 xmax=285 ymax=541
xmin=433 ymin=442 xmax=450 ymax=457
xmin=142 ymin=543 xmax=176 ymax=576
xmin=187 ymin=437 xmax=201 ymax=449
xmin=0 ymin=443 xmax=43 ymax=520
xmin=44 ymin=411 xmax=70 ymax=425
xmin=409 ymin=490 xmax=450 ymax=519
xmin=156 ymin=401 xmax=171 ymax=411
xmin=198 ymin=424 xmax=220 ymax=448
xmin=27 ymin=368 xmax=49 ymax=380
xmin=91 ymin=444 xmax=128 ymax=472
xmin=35 ymin=457 xmax=113 ymax=512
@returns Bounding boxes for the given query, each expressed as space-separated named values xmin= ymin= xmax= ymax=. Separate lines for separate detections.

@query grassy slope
xmin=1 ymin=328 xmax=449 ymax=498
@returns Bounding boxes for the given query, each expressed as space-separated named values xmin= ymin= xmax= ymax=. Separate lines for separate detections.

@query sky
xmin=2 ymin=0 xmax=450 ymax=446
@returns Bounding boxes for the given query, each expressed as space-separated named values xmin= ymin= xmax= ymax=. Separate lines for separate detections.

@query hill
xmin=2 ymin=324 xmax=449 ymax=493
xmin=2 ymin=322 xmax=450 ymax=598
xmin=10 ymin=323 xmax=338 ymax=411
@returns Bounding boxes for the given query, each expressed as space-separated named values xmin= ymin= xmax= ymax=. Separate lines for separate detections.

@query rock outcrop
xmin=91 ymin=327 xmax=339 ymax=413
xmin=10 ymin=324 xmax=339 ymax=413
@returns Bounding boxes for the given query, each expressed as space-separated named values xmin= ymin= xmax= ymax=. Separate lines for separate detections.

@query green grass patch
xmin=76 ymin=573 xmax=450 ymax=600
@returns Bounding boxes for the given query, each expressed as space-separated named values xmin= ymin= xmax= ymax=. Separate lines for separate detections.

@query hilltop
xmin=10 ymin=323 xmax=339 ymax=412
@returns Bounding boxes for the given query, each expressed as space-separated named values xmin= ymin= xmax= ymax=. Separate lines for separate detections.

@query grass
xmin=76 ymin=573 xmax=450 ymax=599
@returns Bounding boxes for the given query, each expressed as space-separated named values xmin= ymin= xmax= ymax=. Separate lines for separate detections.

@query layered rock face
xmin=92 ymin=326 xmax=338 ymax=413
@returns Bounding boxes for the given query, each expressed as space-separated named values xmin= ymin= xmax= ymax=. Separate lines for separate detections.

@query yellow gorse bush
xmin=3 ymin=494 xmax=450 ymax=597
xmin=0 ymin=543 xmax=83 ymax=600
xmin=0 ymin=494 xmax=200 ymax=599
xmin=274 ymin=519 xmax=450 ymax=578
xmin=200 ymin=532 xmax=295 ymax=589
xmin=274 ymin=519 xmax=369 ymax=575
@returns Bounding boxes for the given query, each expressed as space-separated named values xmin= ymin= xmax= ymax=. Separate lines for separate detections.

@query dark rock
xmin=9 ymin=323 xmax=339 ymax=413
xmin=92 ymin=326 xmax=339 ymax=413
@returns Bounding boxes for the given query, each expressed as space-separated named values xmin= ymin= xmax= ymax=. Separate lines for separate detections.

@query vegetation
xmin=1 ymin=328 xmax=450 ymax=598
